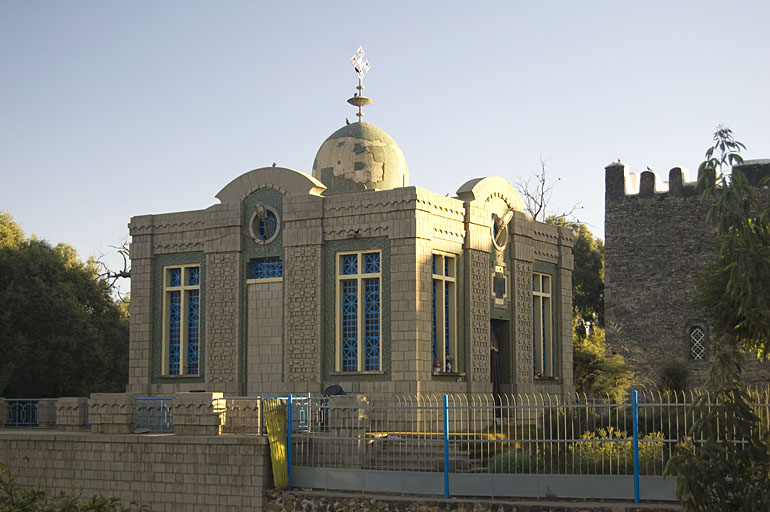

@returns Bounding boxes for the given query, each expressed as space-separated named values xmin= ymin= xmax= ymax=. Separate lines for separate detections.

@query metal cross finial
xmin=350 ymin=46 xmax=370 ymax=81
xmin=347 ymin=46 xmax=373 ymax=121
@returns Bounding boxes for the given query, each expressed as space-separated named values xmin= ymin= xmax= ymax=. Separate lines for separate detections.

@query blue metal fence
xmin=132 ymin=398 xmax=174 ymax=433
xmin=4 ymin=399 xmax=57 ymax=428
xmin=288 ymin=389 xmax=770 ymax=501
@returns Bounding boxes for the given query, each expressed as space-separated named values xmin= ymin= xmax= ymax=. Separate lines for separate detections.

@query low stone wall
xmin=0 ymin=430 xmax=270 ymax=511
xmin=56 ymin=397 xmax=89 ymax=432
xmin=265 ymin=490 xmax=681 ymax=512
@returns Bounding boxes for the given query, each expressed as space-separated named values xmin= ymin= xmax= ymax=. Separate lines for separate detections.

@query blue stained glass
xmin=342 ymin=254 xmax=357 ymax=275
xmin=169 ymin=291 xmax=181 ymax=374
xmin=432 ymin=255 xmax=437 ymax=275
xmin=341 ymin=280 xmax=358 ymax=371
xmin=187 ymin=290 xmax=199 ymax=374
xmin=444 ymin=257 xmax=449 ymax=277
xmin=432 ymin=280 xmax=437 ymax=366
xmin=256 ymin=210 xmax=278 ymax=240
xmin=169 ymin=268 xmax=181 ymax=287
xmin=364 ymin=252 xmax=380 ymax=274
xmin=533 ymin=298 xmax=537 ymax=373
xmin=251 ymin=257 xmax=283 ymax=279
xmin=364 ymin=278 xmax=380 ymax=371
xmin=188 ymin=267 xmax=200 ymax=286
xmin=445 ymin=283 xmax=450 ymax=360
xmin=542 ymin=299 xmax=547 ymax=371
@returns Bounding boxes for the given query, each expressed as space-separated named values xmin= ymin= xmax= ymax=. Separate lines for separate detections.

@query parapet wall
xmin=604 ymin=160 xmax=770 ymax=386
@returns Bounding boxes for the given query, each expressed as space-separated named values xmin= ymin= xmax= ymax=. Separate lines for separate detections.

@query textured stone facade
xmin=247 ymin=281 xmax=285 ymax=396
xmin=605 ymin=161 xmax=770 ymax=387
xmin=127 ymin=146 xmax=574 ymax=397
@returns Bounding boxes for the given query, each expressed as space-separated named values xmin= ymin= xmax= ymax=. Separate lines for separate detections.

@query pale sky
xmin=2 ymin=1 xmax=768 ymax=284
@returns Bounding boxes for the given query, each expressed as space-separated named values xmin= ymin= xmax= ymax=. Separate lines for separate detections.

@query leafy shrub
xmin=573 ymin=325 xmax=635 ymax=399
xmin=568 ymin=427 xmax=665 ymax=475
xmin=1 ymin=460 xmax=146 ymax=511
xmin=488 ymin=448 xmax=535 ymax=474
xmin=659 ymin=360 xmax=690 ymax=392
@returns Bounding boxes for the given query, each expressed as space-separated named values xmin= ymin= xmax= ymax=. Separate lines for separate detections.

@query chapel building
xmin=126 ymin=82 xmax=575 ymax=398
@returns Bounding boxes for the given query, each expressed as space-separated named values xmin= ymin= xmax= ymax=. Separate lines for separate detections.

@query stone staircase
xmin=363 ymin=436 xmax=487 ymax=472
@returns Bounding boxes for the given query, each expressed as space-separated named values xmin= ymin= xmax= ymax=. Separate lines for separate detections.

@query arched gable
xmin=216 ymin=166 xmax=326 ymax=203
xmin=455 ymin=176 xmax=526 ymax=217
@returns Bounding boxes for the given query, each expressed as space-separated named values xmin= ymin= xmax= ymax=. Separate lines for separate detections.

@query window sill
xmin=246 ymin=277 xmax=283 ymax=285
xmin=158 ymin=374 xmax=202 ymax=379
xmin=328 ymin=371 xmax=386 ymax=376
xmin=432 ymin=371 xmax=465 ymax=377
xmin=534 ymin=375 xmax=560 ymax=382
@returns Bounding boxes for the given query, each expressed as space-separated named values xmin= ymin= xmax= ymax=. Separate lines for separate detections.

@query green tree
xmin=0 ymin=212 xmax=129 ymax=397
xmin=697 ymin=126 xmax=770 ymax=358
xmin=665 ymin=127 xmax=770 ymax=511
xmin=0 ymin=212 xmax=23 ymax=249
xmin=572 ymin=324 xmax=634 ymax=398
xmin=546 ymin=218 xmax=631 ymax=396
xmin=547 ymin=218 xmax=605 ymax=339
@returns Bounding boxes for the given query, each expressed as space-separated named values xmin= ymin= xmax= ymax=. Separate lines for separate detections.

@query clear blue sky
xmin=2 ymin=1 xmax=768 ymax=280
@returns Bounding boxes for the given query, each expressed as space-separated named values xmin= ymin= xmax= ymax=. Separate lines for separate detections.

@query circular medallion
xmin=491 ymin=213 xmax=509 ymax=250
xmin=249 ymin=204 xmax=280 ymax=244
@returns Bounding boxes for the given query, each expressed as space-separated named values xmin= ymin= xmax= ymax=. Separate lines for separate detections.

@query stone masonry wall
xmin=467 ymin=249 xmax=491 ymax=390
xmin=605 ymin=163 xmax=770 ymax=387
xmin=283 ymin=245 xmax=323 ymax=391
xmin=247 ymin=280 xmax=285 ymax=396
xmin=0 ymin=431 xmax=270 ymax=512
xmin=126 ymin=220 xmax=153 ymax=394
xmin=206 ymin=251 xmax=242 ymax=394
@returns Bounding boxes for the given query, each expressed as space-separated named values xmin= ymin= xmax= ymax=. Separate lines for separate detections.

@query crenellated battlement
xmin=605 ymin=159 xmax=770 ymax=200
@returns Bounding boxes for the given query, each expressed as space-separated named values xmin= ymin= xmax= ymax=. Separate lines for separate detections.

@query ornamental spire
xmin=347 ymin=46 xmax=372 ymax=122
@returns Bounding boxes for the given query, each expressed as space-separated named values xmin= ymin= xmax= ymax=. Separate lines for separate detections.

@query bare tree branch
xmin=96 ymin=240 xmax=131 ymax=302
xmin=515 ymin=155 xmax=582 ymax=223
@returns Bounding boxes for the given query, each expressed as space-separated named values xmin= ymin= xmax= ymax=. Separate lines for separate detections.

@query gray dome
xmin=312 ymin=122 xmax=408 ymax=195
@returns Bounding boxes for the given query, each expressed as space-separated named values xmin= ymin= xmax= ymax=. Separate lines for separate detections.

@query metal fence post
xmin=443 ymin=394 xmax=450 ymax=499
xmin=632 ymin=390 xmax=640 ymax=503
xmin=287 ymin=394 xmax=293 ymax=489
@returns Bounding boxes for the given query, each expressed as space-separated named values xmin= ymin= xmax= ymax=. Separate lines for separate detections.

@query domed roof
xmin=312 ymin=122 xmax=408 ymax=195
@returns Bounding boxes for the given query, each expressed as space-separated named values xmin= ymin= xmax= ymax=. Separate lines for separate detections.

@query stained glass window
xmin=250 ymin=257 xmax=283 ymax=279
xmin=337 ymin=250 xmax=381 ymax=372
xmin=250 ymin=204 xmax=280 ymax=244
xmin=164 ymin=264 xmax=201 ymax=376
xmin=341 ymin=280 xmax=358 ymax=372
xmin=690 ymin=326 xmax=706 ymax=360
xmin=168 ymin=291 xmax=181 ymax=374
xmin=432 ymin=253 xmax=456 ymax=373
xmin=532 ymin=273 xmax=553 ymax=377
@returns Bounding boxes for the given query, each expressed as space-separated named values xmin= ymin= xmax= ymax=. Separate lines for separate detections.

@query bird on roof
xmin=272 ymin=162 xmax=277 ymax=167
xmin=346 ymin=118 xmax=350 ymax=125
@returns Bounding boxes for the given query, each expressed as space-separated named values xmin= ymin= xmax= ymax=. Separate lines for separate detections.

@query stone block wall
xmin=605 ymin=162 xmax=770 ymax=387
xmin=88 ymin=393 xmax=134 ymax=434
xmin=128 ymin=201 xmax=244 ymax=396
xmin=173 ymin=392 xmax=225 ymax=436
xmin=55 ymin=397 xmax=89 ymax=432
xmin=0 ymin=431 xmax=270 ymax=512
xmin=247 ymin=280 xmax=285 ymax=396
xmin=205 ymin=250 xmax=242 ymax=394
